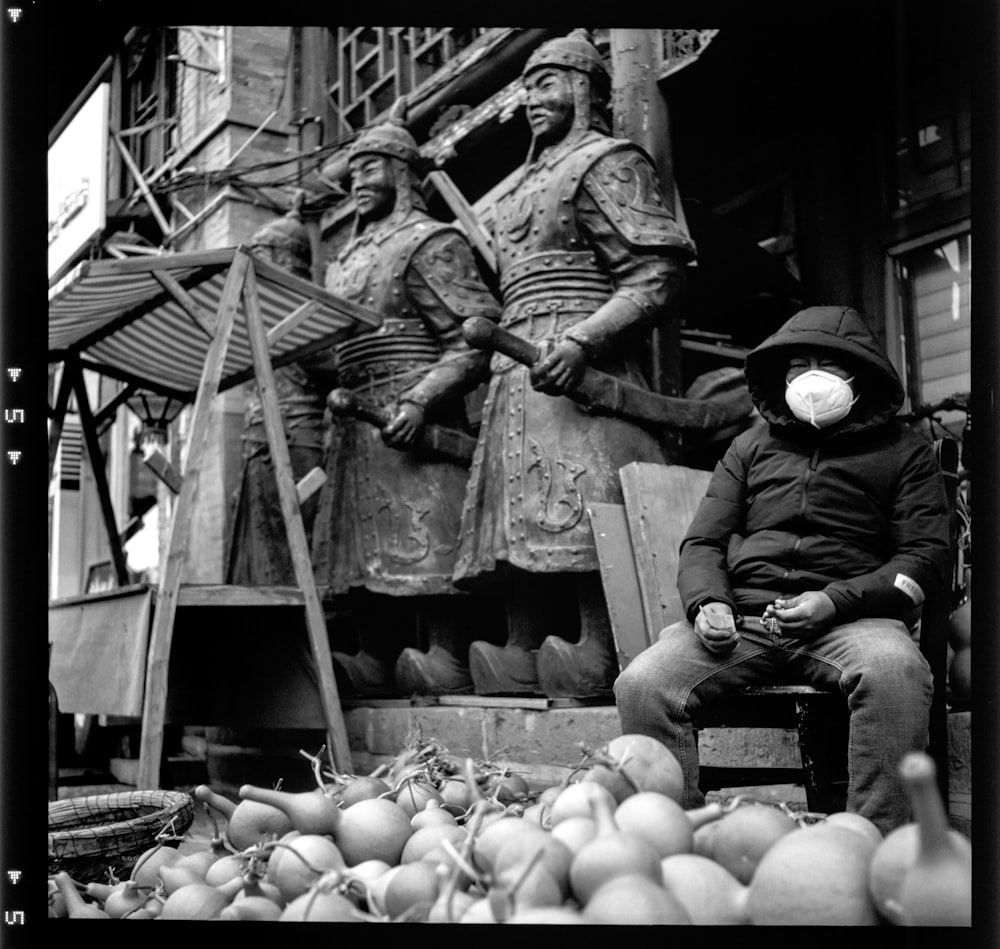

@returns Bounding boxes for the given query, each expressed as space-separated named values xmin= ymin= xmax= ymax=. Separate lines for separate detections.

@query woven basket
xmin=48 ymin=790 xmax=195 ymax=883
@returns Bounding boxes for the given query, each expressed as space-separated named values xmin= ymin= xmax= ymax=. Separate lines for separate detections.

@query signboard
xmin=48 ymin=83 xmax=109 ymax=280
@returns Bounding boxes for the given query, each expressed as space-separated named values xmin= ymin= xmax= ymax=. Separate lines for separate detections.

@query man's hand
xmin=694 ymin=601 xmax=740 ymax=654
xmin=382 ymin=401 xmax=425 ymax=450
xmin=764 ymin=591 xmax=837 ymax=636
xmin=529 ymin=338 xmax=587 ymax=395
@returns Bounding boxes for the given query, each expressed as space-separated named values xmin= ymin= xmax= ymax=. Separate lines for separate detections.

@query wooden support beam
xmin=71 ymin=261 xmax=226 ymax=353
xmin=296 ymin=466 xmax=327 ymax=504
xmin=424 ymin=170 xmax=497 ymax=275
xmin=266 ymin=300 xmax=321 ymax=348
xmin=112 ymin=133 xmax=173 ymax=237
xmin=48 ymin=365 xmax=73 ymax=484
xmin=93 ymin=383 xmax=138 ymax=436
xmin=153 ymin=269 xmax=217 ymax=338
xmin=67 ymin=359 xmax=131 ymax=587
xmin=163 ymin=191 xmax=228 ymax=247
xmin=242 ymin=262 xmax=353 ymax=774
xmin=137 ymin=250 xmax=250 ymax=790
xmin=142 ymin=445 xmax=183 ymax=495
xmin=250 ymin=253 xmax=383 ymax=328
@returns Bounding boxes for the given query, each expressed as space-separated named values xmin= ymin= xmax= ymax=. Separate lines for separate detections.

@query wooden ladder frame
xmin=49 ymin=247 xmax=353 ymax=788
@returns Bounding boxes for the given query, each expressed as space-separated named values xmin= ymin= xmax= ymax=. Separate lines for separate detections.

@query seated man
xmin=614 ymin=305 xmax=951 ymax=834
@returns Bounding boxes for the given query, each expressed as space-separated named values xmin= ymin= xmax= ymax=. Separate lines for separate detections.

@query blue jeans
xmin=613 ymin=616 xmax=933 ymax=834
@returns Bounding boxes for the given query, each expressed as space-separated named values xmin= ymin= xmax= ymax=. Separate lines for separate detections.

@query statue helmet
xmin=521 ymin=29 xmax=610 ymax=154
xmin=345 ymin=98 xmax=425 ymax=232
xmin=249 ymin=190 xmax=312 ymax=278
xmin=523 ymin=28 xmax=610 ymax=86
xmin=347 ymin=97 xmax=420 ymax=164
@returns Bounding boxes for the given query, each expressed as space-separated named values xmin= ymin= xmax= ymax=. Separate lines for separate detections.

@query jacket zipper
xmin=799 ymin=446 xmax=821 ymax=518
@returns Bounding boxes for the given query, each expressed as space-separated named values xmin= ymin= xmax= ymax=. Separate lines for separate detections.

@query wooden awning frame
xmin=48 ymin=246 xmax=382 ymax=786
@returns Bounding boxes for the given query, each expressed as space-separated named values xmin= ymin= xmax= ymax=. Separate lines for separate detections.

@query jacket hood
xmin=744 ymin=305 xmax=905 ymax=436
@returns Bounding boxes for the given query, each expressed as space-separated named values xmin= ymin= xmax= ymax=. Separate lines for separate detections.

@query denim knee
xmin=613 ymin=646 xmax=654 ymax=705
xmin=849 ymin=634 xmax=934 ymax=709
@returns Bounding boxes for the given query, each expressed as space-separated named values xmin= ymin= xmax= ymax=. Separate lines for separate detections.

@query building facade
xmin=49 ymin=20 xmax=971 ymax=611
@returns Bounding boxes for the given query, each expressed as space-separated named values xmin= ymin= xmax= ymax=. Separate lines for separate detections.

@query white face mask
xmin=784 ymin=370 xmax=858 ymax=429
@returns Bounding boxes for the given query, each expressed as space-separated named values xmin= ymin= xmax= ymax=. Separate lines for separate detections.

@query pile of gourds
xmin=47 ymin=733 xmax=971 ymax=926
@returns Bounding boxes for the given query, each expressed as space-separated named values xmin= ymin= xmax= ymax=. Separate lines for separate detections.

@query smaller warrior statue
xmin=225 ymin=193 xmax=335 ymax=586
xmin=311 ymin=103 xmax=502 ymax=697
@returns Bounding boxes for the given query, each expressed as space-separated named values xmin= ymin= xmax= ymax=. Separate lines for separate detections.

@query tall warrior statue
xmin=453 ymin=30 xmax=697 ymax=698
xmin=226 ymin=194 xmax=334 ymax=585
xmin=311 ymin=104 xmax=502 ymax=697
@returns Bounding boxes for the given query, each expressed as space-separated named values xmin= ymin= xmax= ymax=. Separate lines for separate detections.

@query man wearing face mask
xmin=614 ymin=305 xmax=952 ymax=834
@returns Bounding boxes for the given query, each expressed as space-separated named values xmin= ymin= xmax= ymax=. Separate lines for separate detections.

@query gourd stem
xmin=899 ymin=753 xmax=951 ymax=859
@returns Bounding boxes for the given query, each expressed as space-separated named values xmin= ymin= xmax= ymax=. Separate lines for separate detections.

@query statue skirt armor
xmin=312 ymin=362 xmax=470 ymax=599
xmin=453 ymin=262 xmax=669 ymax=585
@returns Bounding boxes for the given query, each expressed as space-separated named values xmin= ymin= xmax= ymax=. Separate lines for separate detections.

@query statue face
xmin=349 ymin=153 xmax=396 ymax=222
xmin=523 ymin=67 xmax=575 ymax=148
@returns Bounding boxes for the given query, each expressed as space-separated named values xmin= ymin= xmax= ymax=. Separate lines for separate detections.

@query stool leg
xmin=795 ymin=697 xmax=849 ymax=814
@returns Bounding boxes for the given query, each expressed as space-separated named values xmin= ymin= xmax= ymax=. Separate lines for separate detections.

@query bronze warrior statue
xmin=311 ymin=109 xmax=502 ymax=697
xmin=226 ymin=195 xmax=334 ymax=585
xmin=452 ymin=30 xmax=697 ymax=698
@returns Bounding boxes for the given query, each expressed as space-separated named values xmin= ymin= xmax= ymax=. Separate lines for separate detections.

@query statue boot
xmin=395 ymin=596 xmax=473 ymax=695
xmin=469 ymin=573 xmax=571 ymax=696
xmin=536 ymin=576 xmax=618 ymax=699
xmin=331 ymin=596 xmax=413 ymax=699
xmin=332 ymin=649 xmax=398 ymax=698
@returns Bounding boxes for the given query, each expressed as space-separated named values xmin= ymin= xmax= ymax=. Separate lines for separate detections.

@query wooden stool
xmin=694 ymin=684 xmax=849 ymax=814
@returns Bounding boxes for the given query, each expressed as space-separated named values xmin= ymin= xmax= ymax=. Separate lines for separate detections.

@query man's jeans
xmin=613 ymin=616 xmax=934 ymax=835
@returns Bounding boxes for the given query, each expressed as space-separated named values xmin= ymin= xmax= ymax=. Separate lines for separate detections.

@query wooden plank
xmin=242 ymin=261 xmax=353 ymax=775
xmin=588 ymin=502 xmax=651 ymax=668
xmin=619 ymin=462 xmax=713 ymax=638
xmin=142 ymin=445 xmax=183 ymax=494
xmin=296 ymin=465 xmax=327 ymax=504
xmin=435 ymin=695 xmax=552 ymax=710
xmin=67 ymin=266 xmax=226 ymax=356
xmin=249 ymin=252 xmax=383 ymax=328
xmin=176 ymin=584 xmax=304 ymax=608
xmin=112 ymin=133 xmax=172 ymax=236
xmin=266 ymin=299 xmax=321 ymax=347
xmin=339 ymin=698 xmax=418 ymax=709
xmin=137 ymin=249 xmax=249 ymax=790
xmin=92 ymin=384 xmax=137 ymax=435
xmin=166 ymin=191 xmax=228 ymax=247
xmin=82 ymin=247 xmax=236 ymax=276
xmin=424 ymin=170 xmax=497 ymax=275
xmin=49 ymin=584 xmax=151 ymax=609
xmin=153 ymin=269 xmax=217 ymax=338
xmin=434 ymin=695 xmax=609 ymax=710
xmin=69 ymin=359 xmax=131 ymax=587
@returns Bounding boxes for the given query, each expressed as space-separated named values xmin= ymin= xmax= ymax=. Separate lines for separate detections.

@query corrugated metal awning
xmin=48 ymin=247 xmax=382 ymax=401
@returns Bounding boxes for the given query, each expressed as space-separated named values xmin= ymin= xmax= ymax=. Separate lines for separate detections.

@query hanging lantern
xmin=126 ymin=391 xmax=184 ymax=447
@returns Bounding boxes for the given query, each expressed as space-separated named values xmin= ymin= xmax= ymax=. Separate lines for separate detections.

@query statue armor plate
xmin=454 ymin=132 xmax=684 ymax=585
xmin=313 ymin=212 xmax=497 ymax=597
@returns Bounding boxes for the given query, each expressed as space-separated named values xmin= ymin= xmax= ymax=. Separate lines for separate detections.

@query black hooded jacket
xmin=677 ymin=306 xmax=951 ymax=624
